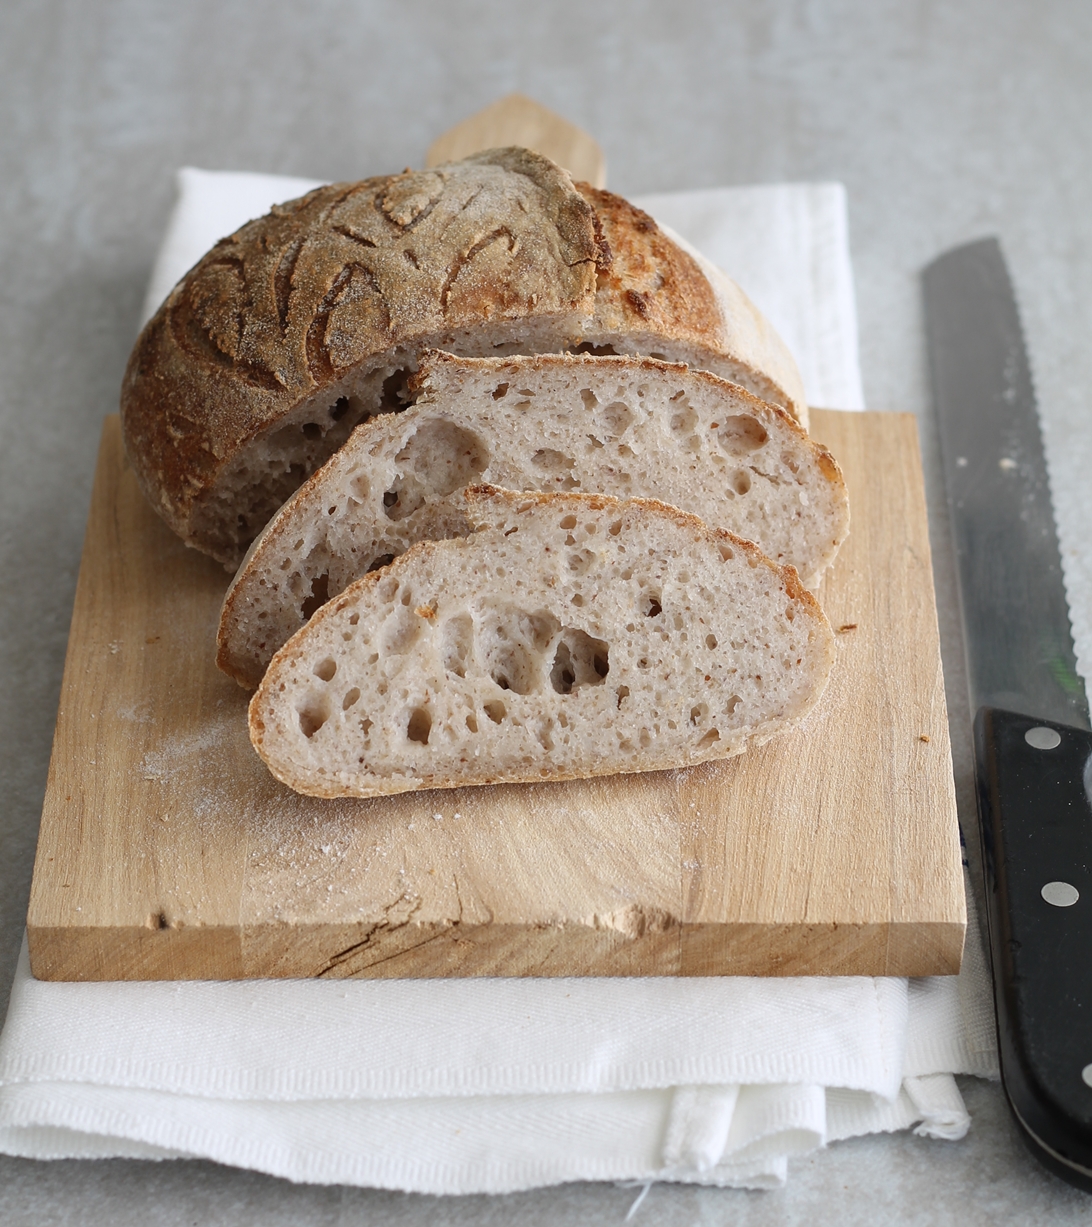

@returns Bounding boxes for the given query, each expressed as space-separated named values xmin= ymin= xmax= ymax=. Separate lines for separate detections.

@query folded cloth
xmin=0 ymin=169 xmax=997 ymax=1193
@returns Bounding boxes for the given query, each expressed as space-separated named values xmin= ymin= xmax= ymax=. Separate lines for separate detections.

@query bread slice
xmin=248 ymin=486 xmax=835 ymax=798
xmin=217 ymin=352 xmax=847 ymax=688
xmin=120 ymin=149 xmax=807 ymax=568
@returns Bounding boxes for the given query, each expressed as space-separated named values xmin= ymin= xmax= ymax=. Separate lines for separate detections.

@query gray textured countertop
xmin=3 ymin=1 xmax=1092 ymax=1221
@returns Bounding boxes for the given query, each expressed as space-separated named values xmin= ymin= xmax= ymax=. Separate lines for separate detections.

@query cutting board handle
xmin=425 ymin=93 xmax=606 ymax=188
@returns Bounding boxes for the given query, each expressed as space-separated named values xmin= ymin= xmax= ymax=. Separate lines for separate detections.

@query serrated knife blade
xmin=924 ymin=237 xmax=1092 ymax=1191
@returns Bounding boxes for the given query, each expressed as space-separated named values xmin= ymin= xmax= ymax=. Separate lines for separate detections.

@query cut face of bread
xmin=218 ymin=352 xmax=847 ymax=688
xmin=120 ymin=150 xmax=808 ymax=568
xmin=249 ymin=487 xmax=835 ymax=798
xmin=573 ymin=185 xmax=807 ymax=427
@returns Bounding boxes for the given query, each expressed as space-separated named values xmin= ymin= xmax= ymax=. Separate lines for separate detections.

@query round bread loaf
xmin=121 ymin=148 xmax=807 ymax=568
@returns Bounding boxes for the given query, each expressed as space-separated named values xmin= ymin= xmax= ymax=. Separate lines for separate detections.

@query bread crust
xmin=121 ymin=151 xmax=810 ymax=567
xmin=577 ymin=185 xmax=808 ymax=423
xmin=121 ymin=149 xmax=602 ymax=556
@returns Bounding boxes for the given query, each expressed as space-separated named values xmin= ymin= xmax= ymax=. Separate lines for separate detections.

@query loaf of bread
xmin=248 ymin=486 xmax=835 ymax=798
xmin=121 ymin=148 xmax=807 ymax=568
xmin=218 ymin=352 xmax=847 ymax=688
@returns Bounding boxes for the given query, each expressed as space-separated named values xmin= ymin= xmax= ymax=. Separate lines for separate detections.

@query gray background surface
xmin=3 ymin=0 xmax=1092 ymax=1221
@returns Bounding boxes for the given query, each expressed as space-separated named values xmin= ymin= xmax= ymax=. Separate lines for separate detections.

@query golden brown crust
xmin=121 ymin=149 xmax=604 ymax=547
xmin=576 ymin=184 xmax=723 ymax=345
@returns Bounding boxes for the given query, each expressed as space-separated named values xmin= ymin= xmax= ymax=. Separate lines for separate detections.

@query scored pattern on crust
xmin=121 ymin=150 xmax=605 ymax=555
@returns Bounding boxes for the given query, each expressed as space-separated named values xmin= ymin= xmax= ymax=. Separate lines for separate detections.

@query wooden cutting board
xmin=26 ymin=410 xmax=965 ymax=981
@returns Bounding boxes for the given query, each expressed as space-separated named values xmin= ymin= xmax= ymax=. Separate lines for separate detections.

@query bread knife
xmin=924 ymin=237 xmax=1092 ymax=1190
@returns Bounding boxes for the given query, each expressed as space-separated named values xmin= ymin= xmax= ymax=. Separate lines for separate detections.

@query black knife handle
xmin=976 ymin=706 xmax=1092 ymax=1187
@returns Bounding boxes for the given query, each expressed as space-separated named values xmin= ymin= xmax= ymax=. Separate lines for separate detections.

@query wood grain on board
xmin=26 ymin=411 xmax=965 ymax=981
xmin=426 ymin=93 xmax=607 ymax=188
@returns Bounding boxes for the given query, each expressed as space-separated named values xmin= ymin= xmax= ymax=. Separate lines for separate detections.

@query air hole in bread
xmin=549 ymin=630 xmax=609 ymax=694
xmin=718 ymin=415 xmax=768 ymax=457
xmin=669 ymin=394 xmax=697 ymax=434
xmin=690 ymin=704 xmax=707 ymax=725
xmin=382 ymin=481 xmax=425 ymax=521
xmin=532 ymin=449 xmax=578 ymax=488
xmin=559 ymin=514 xmax=577 ymax=530
xmin=301 ymin=573 xmax=331 ymax=620
xmin=342 ymin=687 xmax=360 ymax=710
xmin=601 ymin=401 xmax=633 ymax=435
xmin=643 ymin=596 xmax=662 ymax=618
xmin=725 ymin=694 xmax=741 ymax=714
xmin=580 ymin=388 xmax=599 ymax=411
xmin=567 ymin=549 xmax=595 ymax=575
xmin=329 ymin=395 xmax=360 ymax=422
xmin=483 ymin=700 xmax=506 ymax=723
xmin=395 ymin=419 xmax=489 ymax=497
xmin=718 ymin=544 xmax=734 ymax=562
xmin=441 ymin=614 xmax=474 ymax=678
xmin=314 ymin=657 xmax=336 ymax=682
xmin=608 ymin=519 xmax=622 ymax=536
xmin=379 ymin=368 xmax=414 ymax=412
xmin=706 ymin=634 xmax=718 ymax=650
xmin=406 ymin=707 xmax=431 ymax=744
xmin=302 ymin=422 xmax=322 ymax=441
xmin=571 ymin=593 xmax=584 ymax=607
xmin=348 ymin=612 xmax=360 ymax=625
xmin=492 ymin=383 xmax=509 ymax=400
xmin=697 ymin=728 xmax=721 ymax=749
xmin=382 ymin=607 xmax=422 ymax=655
xmin=348 ymin=472 xmax=370 ymax=500
xmin=367 ymin=553 xmax=396 ymax=573
xmin=616 ymin=685 xmax=630 ymax=708
xmin=465 ymin=713 xmax=478 ymax=732
xmin=731 ymin=469 xmax=752 ymax=496
xmin=298 ymin=697 xmax=330 ymax=739
xmin=781 ymin=450 xmax=800 ymax=474
xmin=481 ymin=608 xmax=557 ymax=694
xmin=571 ymin=342 xmax=617 ymax=356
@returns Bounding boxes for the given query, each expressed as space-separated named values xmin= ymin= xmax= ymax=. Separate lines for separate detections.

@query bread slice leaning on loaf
xmin=219 ymin=352 xmax=847 ymax=688
xmin=120 ymin=147 xmax=807 ymax=568
xmin=248 ymin=486 xmax=835 ymax=799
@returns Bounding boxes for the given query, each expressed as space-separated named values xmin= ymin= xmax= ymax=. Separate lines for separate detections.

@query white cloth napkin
xmin=0 ymin=169 xmax=996 ymax=1193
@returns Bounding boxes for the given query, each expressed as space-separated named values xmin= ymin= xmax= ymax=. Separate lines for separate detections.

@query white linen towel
xmin=0 ymin=169 xmax=996 ymax=1193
